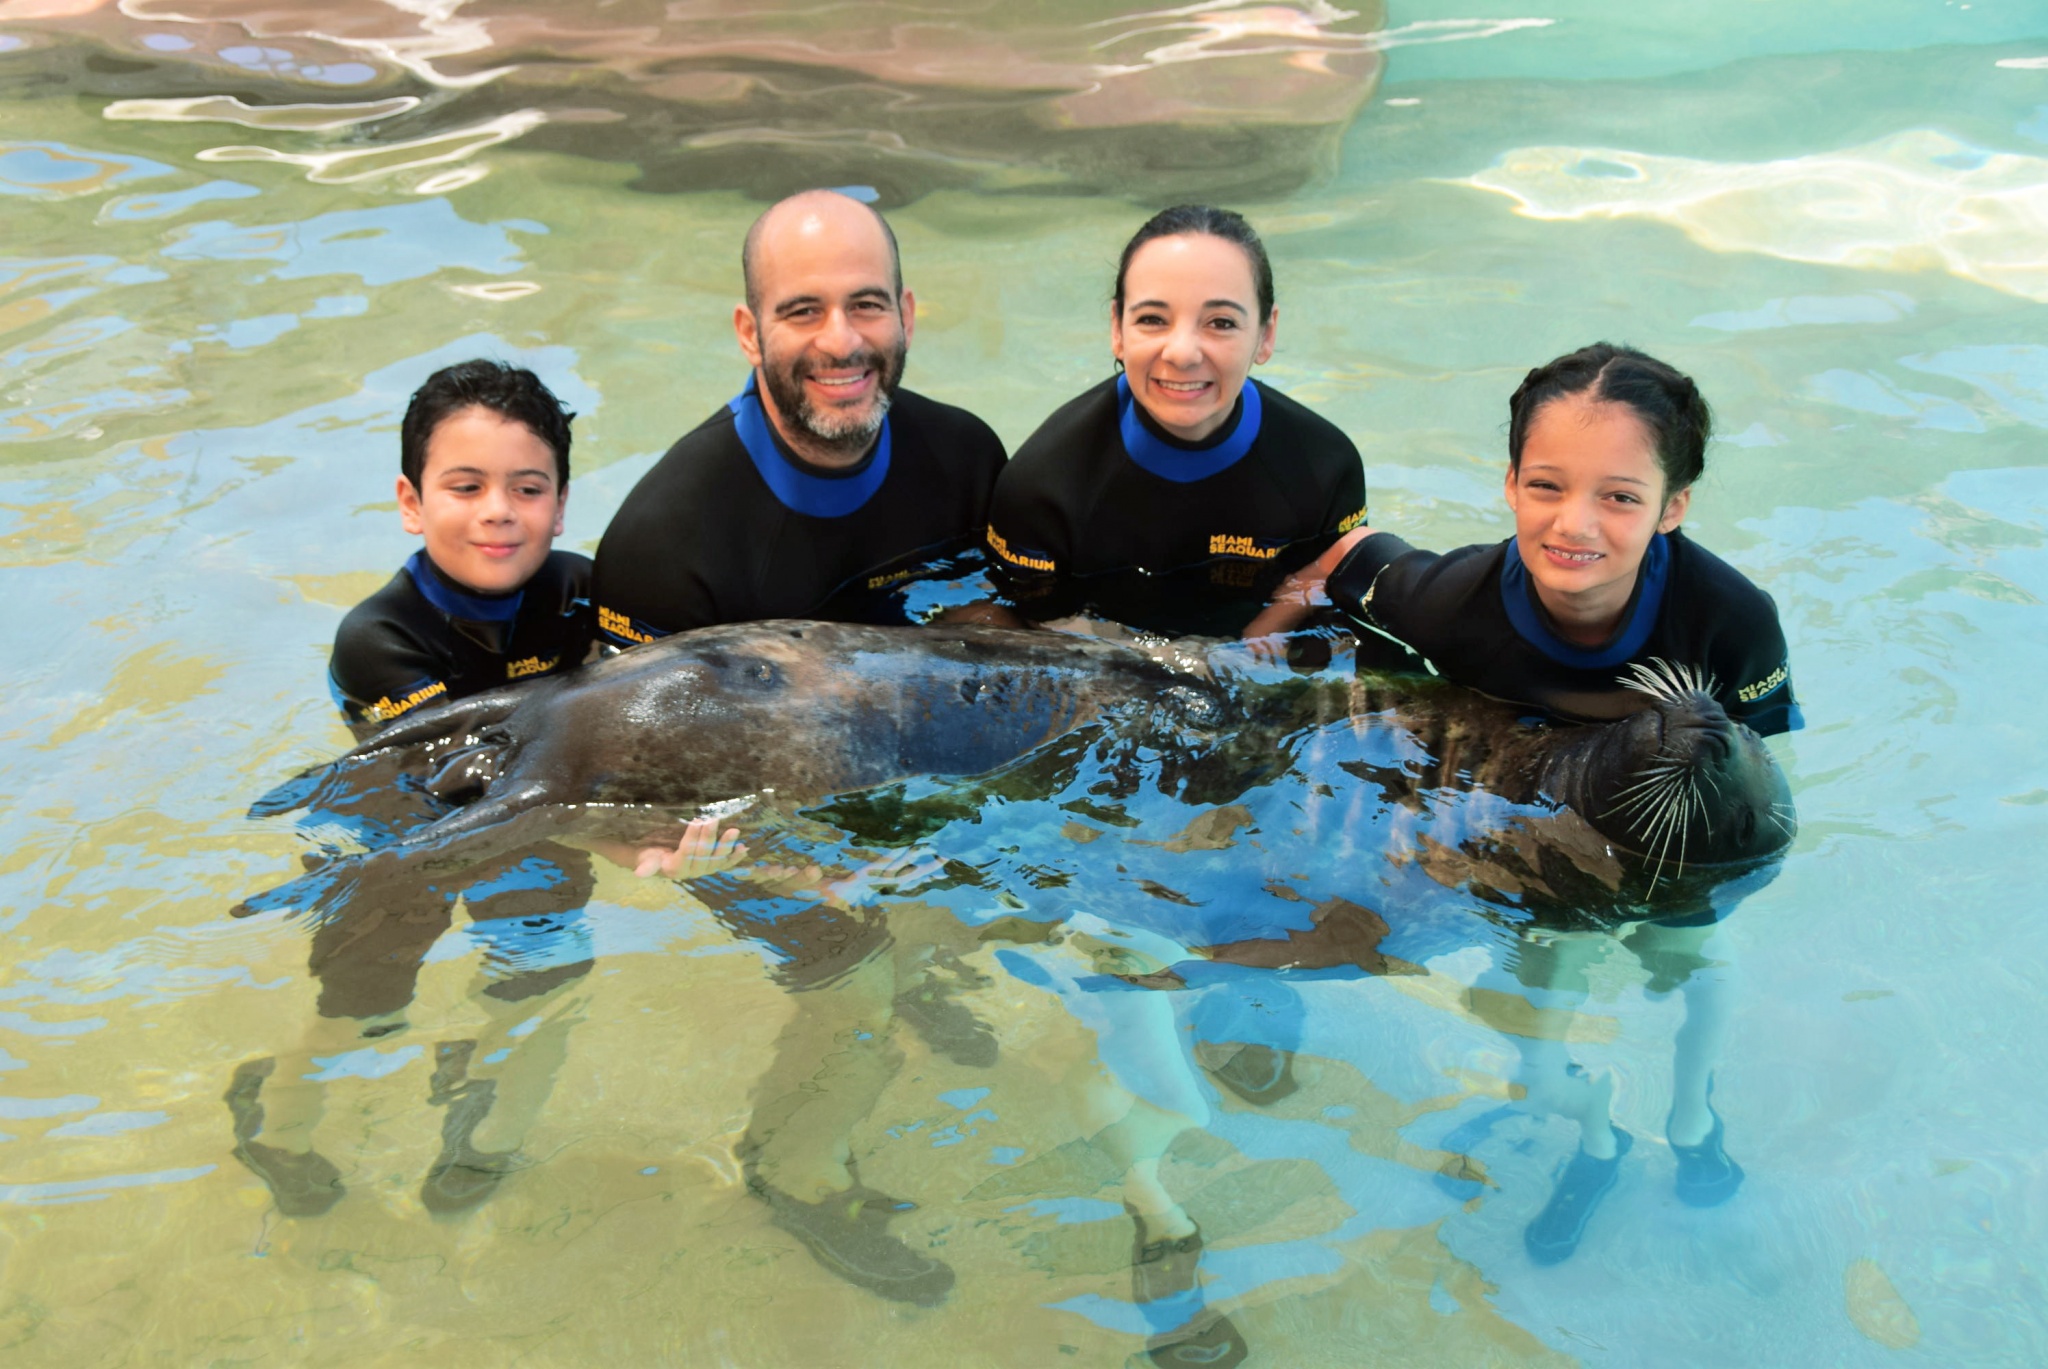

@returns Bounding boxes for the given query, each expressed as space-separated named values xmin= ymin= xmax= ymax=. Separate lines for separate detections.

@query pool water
xmin=3 ymin=2 xmax=2046 ymax=1364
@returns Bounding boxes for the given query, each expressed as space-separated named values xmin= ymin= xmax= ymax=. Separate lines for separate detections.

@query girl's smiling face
xmin=1505 ymin=390 xmax=1691 ymax=641
xmin=1111 ymin=232 xmax=1276 ymax=443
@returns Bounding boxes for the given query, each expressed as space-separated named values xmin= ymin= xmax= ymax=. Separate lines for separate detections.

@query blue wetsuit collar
xmin=406 ymin=549 xmax=523 ymax=624
xmin=728 ymin=373 xmax=891 ymax=518
xmin=1500 ymin=532 xmax=1669 ymax=670
xmin=1116 ymin=373 xmax=1262 ymax=483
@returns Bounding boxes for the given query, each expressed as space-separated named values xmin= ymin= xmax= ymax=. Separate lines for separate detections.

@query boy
xmin=234 ymin=361 xmax=735 ymax=1219
xmin=331 ymin=359 xmax=590 ymax=731
xmin=328 ymin=359 xmax=739 ymax=872
xmin=228 ymin=361 xmax=603 ymax=1219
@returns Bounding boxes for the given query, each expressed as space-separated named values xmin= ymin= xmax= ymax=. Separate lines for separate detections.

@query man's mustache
xmin=795 ymin=349 xmax=891 ymax=379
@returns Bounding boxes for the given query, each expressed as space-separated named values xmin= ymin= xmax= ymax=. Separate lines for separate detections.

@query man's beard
xmin=759 ymin=337 xmax=907 ymax=463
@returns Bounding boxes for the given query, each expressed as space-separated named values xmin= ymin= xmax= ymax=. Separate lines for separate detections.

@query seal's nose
xmin=1693 ymin=719 xmax=1733 ymax=764
xmin=1663 ymin=693 xmax=1735 ymax=764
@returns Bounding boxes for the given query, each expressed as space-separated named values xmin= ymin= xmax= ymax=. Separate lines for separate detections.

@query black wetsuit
xmin=985 ymin=375 xmax=1366 ymax=635
xmin=318 ymin=549 xmax=597 ymax=1021
xmin=592 ymin=378 xmax=1006 ymax=645
xmin=589 ymin=377 xmax=1004 ymax=984
xmin=328 ymin=549 xmax=593 ymax=732
xmin=1326 ymin=529 xmax=1803 ymax=735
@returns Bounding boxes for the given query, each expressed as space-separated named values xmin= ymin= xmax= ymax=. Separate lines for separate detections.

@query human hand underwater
xmin=753 ymin=847 xmax=945 ymax=906
xmin=632 ymin=814 xmax=749 ymax=880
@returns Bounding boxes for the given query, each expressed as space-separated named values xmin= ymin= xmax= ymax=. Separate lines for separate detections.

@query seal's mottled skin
xmin=239 ymin=624 xmax=1793 ymax=924
xmin=238 ymin=620 xmax=1224 ymax=916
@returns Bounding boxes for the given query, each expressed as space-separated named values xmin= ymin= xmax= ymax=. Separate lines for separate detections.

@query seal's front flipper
xmin=344 ymin=684 xmax=532 ymax=758
xmin=247 ymin=686 xmax=537 ymax=823
xmin=247 ymin=768 xmax=332 ymax=820
xmin=232 ymin=857 xmax=365 ymax=920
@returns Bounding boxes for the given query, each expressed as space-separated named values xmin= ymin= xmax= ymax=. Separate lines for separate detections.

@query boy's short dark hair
xmin=400 ymin=360 xmax=574 ymax=489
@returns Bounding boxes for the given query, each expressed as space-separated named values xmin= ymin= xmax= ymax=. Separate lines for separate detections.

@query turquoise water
xmin=2 ymin=2 xmax=2045 ymax=1364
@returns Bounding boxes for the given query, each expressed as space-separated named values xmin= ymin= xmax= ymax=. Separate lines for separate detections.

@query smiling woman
xmin=985 ymin=204 xmax=1367 ymax=636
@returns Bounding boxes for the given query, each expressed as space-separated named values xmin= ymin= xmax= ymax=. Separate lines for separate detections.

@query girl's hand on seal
xmin=634 ymin=815 xmax=748 ymax=880
xmin=1242 ymin=528 xmax=1377 ymax=658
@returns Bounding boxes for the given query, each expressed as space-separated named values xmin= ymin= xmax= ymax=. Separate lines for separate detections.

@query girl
xmin=1259 ymin=342 xmax=1801 ymax=735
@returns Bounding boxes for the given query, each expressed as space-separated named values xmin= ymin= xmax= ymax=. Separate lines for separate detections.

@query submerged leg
xmin=223 ymin=1055 xmax=347 ymax=1218
xmin=1466 ymin=929 xmax=1633 ymax=1264
xmin=741 ymin=947 xmax=898 ymax=1197
xmin=1488 ymin=929 xmax=1621 ymax=1157
xmin=1627 ymin=919 xmax=1744 ymax=1205
xmin=1001 ymin=925 xmax=1212 ymax=1235
xmin=222 ymin=1005 xmax=389 ymax=1219
xmin=416 ymin=842 xmax=597 ymax=1214
xmin=889 ymin=906 xmax=1000 ymax=1070
xmin=724 ymin=921 xmax=954 ymax=1306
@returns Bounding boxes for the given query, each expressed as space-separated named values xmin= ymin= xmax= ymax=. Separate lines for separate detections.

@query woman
xmin=1262 ymin=342 xmax=1802 ymax=735
xmin=986 ymin=204 xmax=1366 ymax=635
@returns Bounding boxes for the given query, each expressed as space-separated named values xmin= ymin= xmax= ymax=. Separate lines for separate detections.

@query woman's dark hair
xmin=1113 ymin=204 xmax=1275 ymax=324
xmin=1507 ymin=343 xmax=1711 ymax=493
xmin=399 ymin=359 xmax=574 ymax=489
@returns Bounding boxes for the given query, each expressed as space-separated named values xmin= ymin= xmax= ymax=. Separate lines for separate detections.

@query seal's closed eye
xmin=425 ymin=746 xmax=502 ymax=802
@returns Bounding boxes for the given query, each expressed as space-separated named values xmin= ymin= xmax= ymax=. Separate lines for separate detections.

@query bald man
xmin=592 ymin=190 xmax=1006 ymax=642
xmin=591 ymin=191 xmax=1006 ymax=1304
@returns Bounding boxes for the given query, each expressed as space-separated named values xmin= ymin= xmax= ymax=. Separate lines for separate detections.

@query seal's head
xmin=1555 ymin=659 xmax=1795 ymax=881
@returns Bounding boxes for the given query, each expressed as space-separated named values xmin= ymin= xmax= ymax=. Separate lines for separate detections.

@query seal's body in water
xmin=239 ymin=620 xmax=1224 ymax=917
xmin=240 ymin=622 xmax=1793 ymax=923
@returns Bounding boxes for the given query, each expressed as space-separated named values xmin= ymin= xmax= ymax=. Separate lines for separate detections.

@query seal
xmin=238 ymin=626 xmax=1793 ymax=927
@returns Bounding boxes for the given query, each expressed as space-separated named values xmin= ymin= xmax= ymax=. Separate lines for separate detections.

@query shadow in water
xmin=1 ymin=0 xmax=1387 ymax=204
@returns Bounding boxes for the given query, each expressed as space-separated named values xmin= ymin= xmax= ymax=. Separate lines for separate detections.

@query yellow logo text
xmin=364 ymin=679 xmax=447 ymax=723
xmin=598 ymin=605 xmax=653 ymax=645
xmin=988 ymin=526 xmax=1055 ymax=573
xmin=1736 ymin=664 xmax=1789 ymax=703
xmin=1337 ymin=506 xmax=1369 ymax=533
xmin=1208 ymin=533 xmax=1281 ymax=560
xmin=506 ymin=653 xmax=559 ymax=681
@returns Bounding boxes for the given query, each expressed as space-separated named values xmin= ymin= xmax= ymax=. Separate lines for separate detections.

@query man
xmin=592 ymin=190 xmax=1006 ymax=1305
xmin=592 ymin=189 xmax=1006 ymax=642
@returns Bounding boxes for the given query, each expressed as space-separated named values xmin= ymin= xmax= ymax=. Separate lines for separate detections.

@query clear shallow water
xmin=2 ymin=2 xmax=2046 ymax=1365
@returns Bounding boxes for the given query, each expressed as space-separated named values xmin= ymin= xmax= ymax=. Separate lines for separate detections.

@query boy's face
xmin=397 ymin=406 xmax=566 ymax=595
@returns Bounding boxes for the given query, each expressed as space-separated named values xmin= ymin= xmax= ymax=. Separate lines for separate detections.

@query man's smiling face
xmin=735 ymin=193 xmax=913 ymax=467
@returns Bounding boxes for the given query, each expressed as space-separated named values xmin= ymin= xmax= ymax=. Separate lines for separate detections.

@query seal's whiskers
xmin=1612 ymin=757 xmax=1704 ymax=894
xmin=1619 ymin=657 xmax=1720 ymax=707
xmin=1605 ymin=764 xmax=1691 ymax=819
